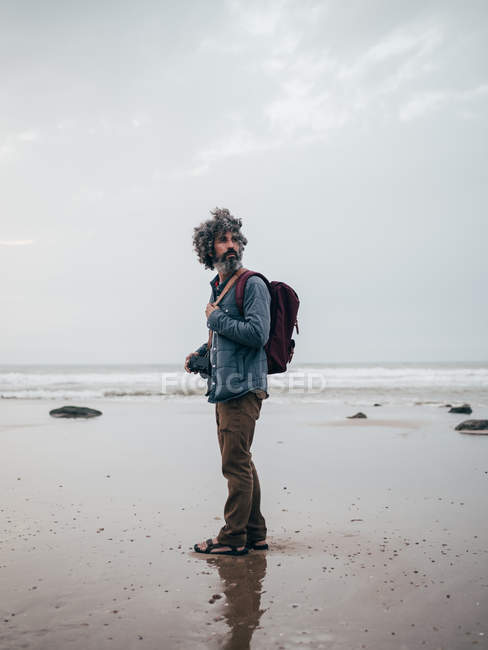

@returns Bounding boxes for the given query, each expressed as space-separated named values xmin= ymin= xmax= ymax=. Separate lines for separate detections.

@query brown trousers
xmin=215 ymin=391 xmax=267 ymax=547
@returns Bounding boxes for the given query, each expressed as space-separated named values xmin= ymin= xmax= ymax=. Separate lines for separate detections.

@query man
xmin=185 ymin=207 xmax=271 ymax=556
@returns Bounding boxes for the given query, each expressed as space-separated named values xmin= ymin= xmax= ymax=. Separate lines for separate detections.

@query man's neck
xmin=218 ymin=270 xmax=232 ymax=283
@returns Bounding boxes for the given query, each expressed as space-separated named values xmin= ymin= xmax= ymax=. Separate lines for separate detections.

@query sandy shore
xmin=1 ymin=398 xmax=487 ymax=649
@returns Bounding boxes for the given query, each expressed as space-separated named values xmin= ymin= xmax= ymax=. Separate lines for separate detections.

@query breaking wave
xmin=1 ymin=363 xmax=487 ymax=405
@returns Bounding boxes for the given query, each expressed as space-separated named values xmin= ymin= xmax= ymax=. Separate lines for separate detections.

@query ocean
xmin=0 ymin=363 xmax=486 ymax=407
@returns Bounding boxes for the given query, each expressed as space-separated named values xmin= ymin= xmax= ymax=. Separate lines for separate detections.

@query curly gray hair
xmin=192 ymin=207 xmax=248 ymax=270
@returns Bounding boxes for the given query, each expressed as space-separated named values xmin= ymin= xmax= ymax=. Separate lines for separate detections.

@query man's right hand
xmin=184 ymin=352 xmax=198 ymax=373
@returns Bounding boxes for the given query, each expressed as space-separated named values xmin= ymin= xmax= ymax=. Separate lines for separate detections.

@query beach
xmin=1 ymin=394 xmax=487 ymax=650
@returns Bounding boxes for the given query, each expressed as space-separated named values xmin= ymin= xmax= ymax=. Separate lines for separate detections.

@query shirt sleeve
xmin=206 ymin=276 xmax=271 ymax=349
xmin=195 ymin=341 xmax=208 ymax=356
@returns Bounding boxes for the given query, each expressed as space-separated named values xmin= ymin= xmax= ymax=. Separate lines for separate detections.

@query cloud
xmin=131 ymin=114 xmax=150 ymax=129
xmin=198 ymin=38 xmax=246 ymax=55
xmin=399 ymin=83 xmax=488 ymax=121
xmin=183 ymin=6 xmax=482 ymax=175
xmin=0 ymin=144 xmax=16 ymax=161
xmin=264 ymin=22 xmax=445 ymax=140
xmin=56 ymin=119 xmax=76 ymax=131
xmin=266 ymin=79 xmax=349 ymax=138
xmin=0 ymin=129 xmax=41 ymax=162
xmin=340 ymin=24 xmax=443 ymax=81
xmin=176 ymin=129 xmax=279 ymax=177
xmin=227 ymin=0 xmax=286 ymax=37
xmin=17 ymin=130 xmax=39 ymax=142
xmin=461 ymin=83 xmax=488 ymax=101
xmin=72 ymin=188 xmax=105 ymax=203
xmin=399 ymin=91 xmax=449 ymax=121
xmin=0 ymin=240 xmax=34 ymax=246
xmin=199 ymin=0 xmax=308 ymax=57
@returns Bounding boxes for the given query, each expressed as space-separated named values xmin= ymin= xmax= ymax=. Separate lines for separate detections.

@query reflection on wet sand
xmin=205 ymin=553 xmax=267 ymax=650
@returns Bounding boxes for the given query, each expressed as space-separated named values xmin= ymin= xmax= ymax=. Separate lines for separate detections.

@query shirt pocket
xmin=222 ymin=304 xmax=242 ymax=319
xmin=220 ymin=292 xmax=243 ymax=319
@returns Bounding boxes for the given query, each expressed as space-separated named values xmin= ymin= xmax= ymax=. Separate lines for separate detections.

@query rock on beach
xmin=449 ymin=404 xmax=472 ymax=414
xmin=455 ymin=419 xmax=488 ymax=434
xmin=49 ymin=406 xmax=103 ymax=418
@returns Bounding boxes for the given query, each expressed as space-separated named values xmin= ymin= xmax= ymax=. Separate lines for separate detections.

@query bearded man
xmin=185 ymin=207 xmax=271 ymax=556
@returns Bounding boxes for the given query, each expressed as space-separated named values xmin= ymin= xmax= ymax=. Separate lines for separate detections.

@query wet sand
xmin=1 ymin=398 xmax=487 ymax=649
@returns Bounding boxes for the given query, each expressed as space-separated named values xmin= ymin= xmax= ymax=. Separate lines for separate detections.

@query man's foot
xmin=246 ymin=537 xmax=269 ymax=550
xmin=194 ymin=537 xmax=246 ymax=553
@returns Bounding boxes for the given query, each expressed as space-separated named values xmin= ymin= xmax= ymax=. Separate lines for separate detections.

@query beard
xmin=214 ymin=250 xmax=243 ymax=276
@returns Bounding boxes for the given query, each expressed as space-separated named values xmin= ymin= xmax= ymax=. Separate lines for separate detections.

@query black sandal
xmin=194 ymin=538 xmax=248 ymax=556
xmin=245 ymin=540 xmax=269 ymax=550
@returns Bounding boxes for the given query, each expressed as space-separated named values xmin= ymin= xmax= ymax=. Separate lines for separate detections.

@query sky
xmin=1 ymin=0 xmax=487 ymax=364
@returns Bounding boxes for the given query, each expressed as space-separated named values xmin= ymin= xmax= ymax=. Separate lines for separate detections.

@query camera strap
xmin=207 ymin=267 xmax=247 ymax=350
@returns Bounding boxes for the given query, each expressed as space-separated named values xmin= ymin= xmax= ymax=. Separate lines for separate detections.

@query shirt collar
xmin=210 ymin=273 xmax=231 ymax=289
xmin=210 ymin=272 xmax=234 ymax=297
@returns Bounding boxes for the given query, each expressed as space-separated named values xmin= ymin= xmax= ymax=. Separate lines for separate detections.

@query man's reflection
xmin=206 ymin=553 xmax=267 ymax=650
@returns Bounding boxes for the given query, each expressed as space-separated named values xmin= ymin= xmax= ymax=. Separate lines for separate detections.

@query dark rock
xmin=455 ymin=419 xmax=488 ymax=434
xmin=49 ymin=406 xmax=102 ymax=418
xmin=449 ymin=404 xmax=472 ymax=414
xmin=348 ymin=412 xmax=367 ymax=419
xmin=374 ymin=403 xmax=381 ymax=407
xmin=443 ymin=404 xmax=452 ymax=408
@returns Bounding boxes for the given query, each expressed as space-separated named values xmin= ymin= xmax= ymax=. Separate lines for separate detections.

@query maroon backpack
xmin=235 ymin=270 xmax=299 ymax=374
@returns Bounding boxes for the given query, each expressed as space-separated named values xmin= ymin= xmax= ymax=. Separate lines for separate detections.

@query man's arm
xmin=206 ymin=276 xmax=271 ymax=349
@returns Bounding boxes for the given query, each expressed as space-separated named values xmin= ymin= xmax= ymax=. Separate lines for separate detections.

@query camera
xmin=188 ymin=349 xmax=211 ymax=376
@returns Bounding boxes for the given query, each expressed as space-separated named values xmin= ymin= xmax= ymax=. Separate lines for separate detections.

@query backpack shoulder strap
xmin=207 ymin=267 xmax=247 ymax=348
xmin=235 ymin=270 xmax=271 ymax=315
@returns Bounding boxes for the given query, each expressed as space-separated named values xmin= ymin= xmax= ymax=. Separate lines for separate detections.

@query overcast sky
xmin=1 ymin=0 xmax=487 ymax=365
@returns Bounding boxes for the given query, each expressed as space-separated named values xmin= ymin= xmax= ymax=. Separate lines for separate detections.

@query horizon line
xmin=0 ymin=360 xmax=487 ymax=366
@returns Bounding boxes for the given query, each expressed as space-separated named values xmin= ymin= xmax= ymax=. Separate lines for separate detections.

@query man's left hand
xmin=205 ymin=302 xmax=220 ymax=319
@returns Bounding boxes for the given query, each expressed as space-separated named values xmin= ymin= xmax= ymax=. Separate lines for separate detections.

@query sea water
xmin=0 ymin=362 xmax=486 ymax=407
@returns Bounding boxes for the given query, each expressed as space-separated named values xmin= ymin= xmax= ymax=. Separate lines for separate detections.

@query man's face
xmin=213 ymin=230 xmax=242 ymax=273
